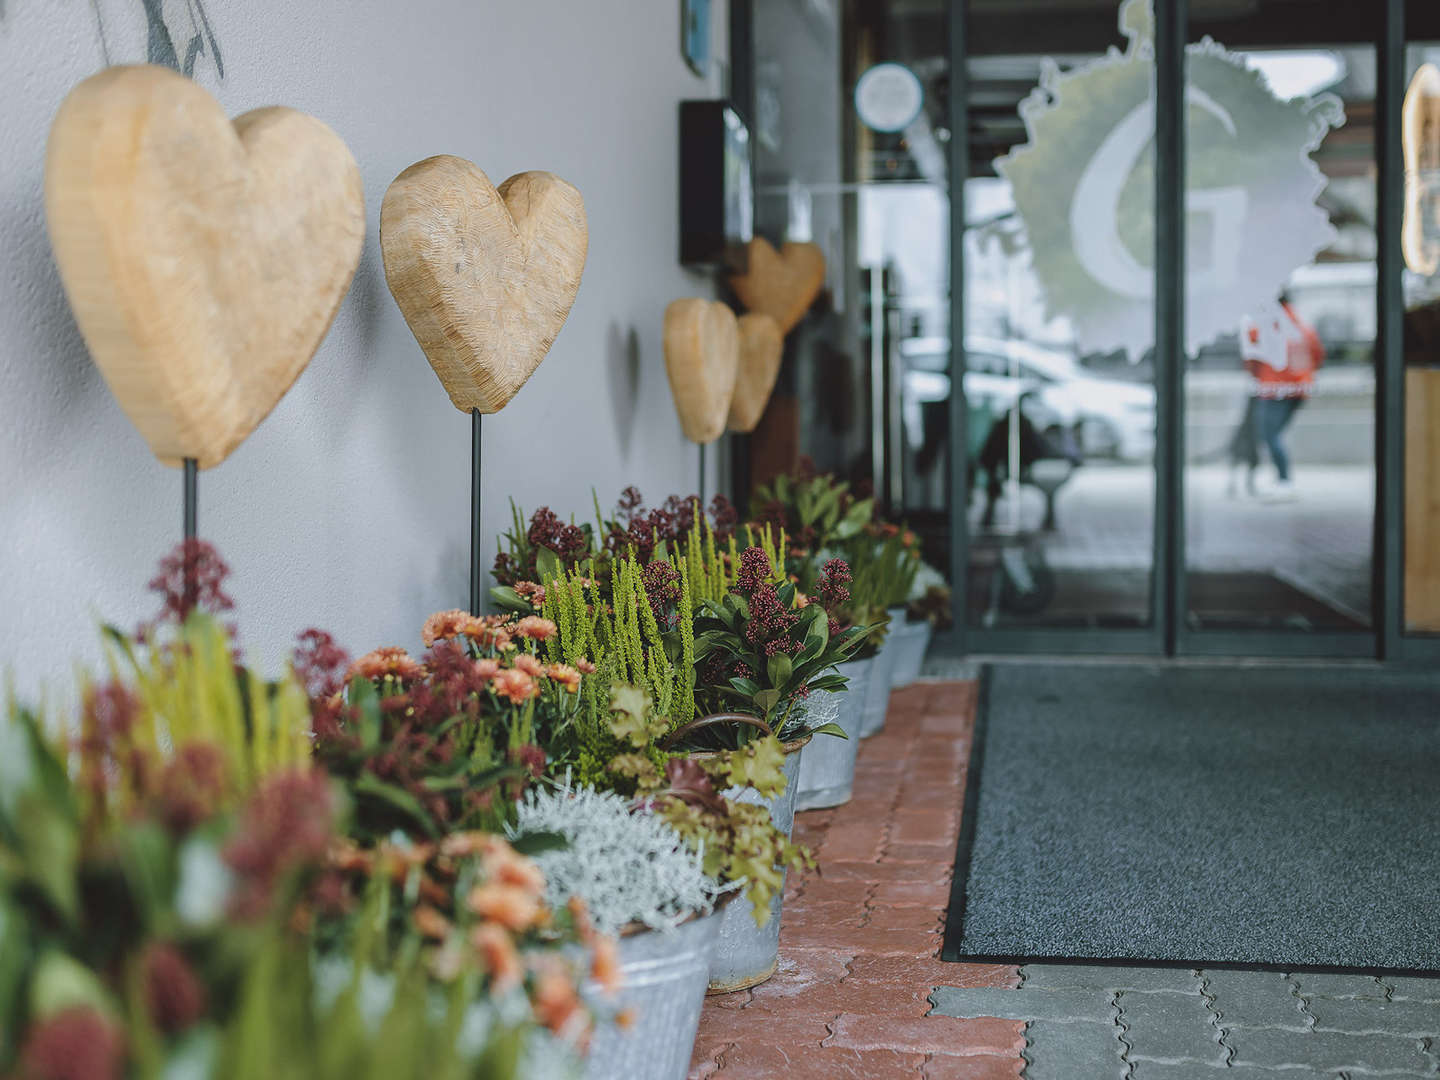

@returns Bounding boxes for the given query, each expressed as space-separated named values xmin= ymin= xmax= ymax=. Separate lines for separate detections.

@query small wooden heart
xmin=728 ymin=238 xmax=826 ymax=334
xmin=45 ymin=65 xmax=365 ymax=469
xmin=380 ymin=156 xmax=587 ymax=414
xmin=663 ymin=299 xmax=739 ymax=445
xmin=727 ymin=313 xmax=783 ymax=433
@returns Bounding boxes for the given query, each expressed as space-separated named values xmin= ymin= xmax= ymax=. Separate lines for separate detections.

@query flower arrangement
xmin=908 ymin=559 xmax=955 ymax=629
xmin=749 ymin=467 xmax=874 ymax=578
xmin=313 ymin=611 xmax=586 ymax=841
xmin=692 ymin=547 xmax=866 ymax=740
xmin=1 ymin=545 xmax=603 ymax=1080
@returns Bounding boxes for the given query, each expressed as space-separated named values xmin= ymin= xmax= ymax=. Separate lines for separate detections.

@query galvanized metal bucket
xmin=705 ymin=735 xmax=807 ymax=993
xmin=859 ymin=613 xmax=905 ymax=737
xmin=583 ymin=906 xmax=722 ymax=1080
xmin=888 ymin=618 xmax=934 ymax=687
xmin=794 ymin=685 xmax=862 ymax=811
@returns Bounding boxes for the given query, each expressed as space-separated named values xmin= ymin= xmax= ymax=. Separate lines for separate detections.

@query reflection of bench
xmin=974 ymin=403 xmax=1079 ymax=531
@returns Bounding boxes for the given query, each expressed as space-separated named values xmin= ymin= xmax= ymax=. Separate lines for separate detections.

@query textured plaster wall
xmin=0 ymin=0 xmax=729 ymax=699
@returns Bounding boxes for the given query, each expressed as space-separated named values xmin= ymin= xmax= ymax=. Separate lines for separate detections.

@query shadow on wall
xmin=1 ymin=0 xmax=225 ymax=78
xmin=606 ymin=321 xmax=642 ymax=460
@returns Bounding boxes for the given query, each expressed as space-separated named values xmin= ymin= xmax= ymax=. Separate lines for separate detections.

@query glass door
xmin=960 ymin=5 xmax=1159 ymax=642
xmin=1181 ymin=7 xmax=1378 ymax=647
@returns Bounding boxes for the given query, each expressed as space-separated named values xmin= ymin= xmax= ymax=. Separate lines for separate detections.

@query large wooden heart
xmin=45 ymin=65 xmax=365 ymax=469
xmin=727 ymin=313 xmax=783 ymax=433
xmin=380 ymin=156 xmax=587 ymax=414
xmin=663 ymin=299 xmax=738 ymax=445
xmin=728 ymin=238 xmax=826 ymax=334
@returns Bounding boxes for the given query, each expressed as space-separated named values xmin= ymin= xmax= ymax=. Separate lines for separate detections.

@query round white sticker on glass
xmin=855 ymin=63 xmax=923 ymax=133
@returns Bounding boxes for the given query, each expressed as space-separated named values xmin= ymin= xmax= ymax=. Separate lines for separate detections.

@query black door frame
xmin=944 ymin=0 xmax=1440 ymax=662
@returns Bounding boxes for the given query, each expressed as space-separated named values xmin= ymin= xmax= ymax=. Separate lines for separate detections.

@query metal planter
xmin=583 ymin=907 xmax=722 ymax=1080
xmin=859 ymin=612 xmax=905 ymax=737
xmin=794 ymin=682 xmax=864 ymax=812
xmin=705 ymin=737 xmax=807 ymax=993
xmin=888 ymin=618 xmax=934 ymax=687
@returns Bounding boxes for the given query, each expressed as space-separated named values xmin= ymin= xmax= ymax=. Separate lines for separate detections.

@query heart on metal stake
xmin=380 ymin=155 xmax=587 ymax=413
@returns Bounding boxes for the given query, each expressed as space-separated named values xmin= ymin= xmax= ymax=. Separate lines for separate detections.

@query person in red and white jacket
xmin=1239 ymin=291 xmax=1325 ymax=501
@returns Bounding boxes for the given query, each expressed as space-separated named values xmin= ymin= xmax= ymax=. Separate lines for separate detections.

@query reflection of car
xmin=900 ymin=336 xmax=1157 ymax=461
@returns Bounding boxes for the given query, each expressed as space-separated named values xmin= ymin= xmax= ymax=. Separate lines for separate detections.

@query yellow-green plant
xmin=542 ymin=556 xmax=697 ymax=730
xmin=104 ymin=614 xmax=310 ymax=786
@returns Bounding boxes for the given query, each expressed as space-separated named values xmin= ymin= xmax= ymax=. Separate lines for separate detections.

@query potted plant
xmin=509 ymin=784 xmax=726 ymax=1080
xmin=893 ymin=558 xmax=951 ymax=686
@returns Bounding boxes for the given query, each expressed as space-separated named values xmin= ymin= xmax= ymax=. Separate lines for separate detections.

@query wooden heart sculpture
xmin=45 ymin=65 xmax=365 ymax=469
xmin=380 ymin=156 xmax=587 ymax=413
xmin=727 ymin=313 xmax=783 ymax=433
xmin=663 ymin=299 xmax=739 ymax=445
xmin=1403 ymin=63 xmax=1440 ymax=276
xmin=728 ymin=238 xmax=826 ymax=334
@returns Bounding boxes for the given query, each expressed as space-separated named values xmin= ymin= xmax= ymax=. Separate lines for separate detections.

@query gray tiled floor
xmin=930 ymin=964 xmax=1440 ymax=1078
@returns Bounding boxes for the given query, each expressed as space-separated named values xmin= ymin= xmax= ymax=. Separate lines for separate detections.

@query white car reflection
xmin=899 ymin=336 xmax=1157 ymax=461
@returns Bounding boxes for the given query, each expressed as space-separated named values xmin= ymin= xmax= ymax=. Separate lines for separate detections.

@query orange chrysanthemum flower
xmin=422 ymin=609 xmax=481 ymax=647
xmin=590 ymin=935 xmax=623 ymax=994
xmin=468 ymin=882 xmax=543 ymax=932
xmin=490 ymin=668 xmax=538 ymax=704
xmin=470 ymin=923 xmax=523 ymax=992
xmin=348 ymin=647 xmax=422 ymax=682
xmin=546 ymin=663 xmax=582 ymax=693
xmin=512 ymin=615 xmax=558 ymax=641
xmin=575 ymin=657 xmax=597 ymax=675
xmin=513 ymin=653 xmax=546 ymax=677
xmin=531 ymin=959 xmax=586 ymax=1037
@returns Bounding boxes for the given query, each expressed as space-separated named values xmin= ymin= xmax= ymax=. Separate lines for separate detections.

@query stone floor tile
xmin=1388 ymin=976 xmax=1440 ymax=1004
xmin=849 ymin=954 xmax=1018 ymax=991
xmin=885 ymin=841 xmax=959 ymax=863
xmin=866 ymin=903 xmax=946 ymax=934
xmin=1022 ymin=1018 xmax=1128 ymax=1080
xmin=1228 ymin=1027 xmax=1432 ymax=1073
xmin=813 ymin=859 xmax=950 ymax=885
xmin=819 ymin=925 xmax=942 ymax=957
xmin=1201 ymin=969 xmax=1312 ymax=1032
xmin=817 ymin=820 xmax=889 ymax=862
xmin=871 ymin=878 xmax=953 ymax=908
xmin=793 ymin=875 xmax=873 ymax=906
xmin=1129 ymin=1064 xmax=1318 ymax=1079
xmin=824 ymin=1013 xmax=1027 ymax=1056
xmin=920 ymin=1053 xmax=1024 ymax=1079
xmin=743 ymin=947 xmax=852 ymax=1002
xmin=929 ymin=985 xmax=1115 ymax=1024
xmin=1119 ymin=990 xmax=1228 ymax=1066
xmin=1306 ymin=996 xmax=1440 ymax=1038
xmin=1019 ymin=964 xmax=1199 ymax=994
xmin=711 ymin=1042 xmax=927 ymax=1078
xmin=1294 ymin=973 xmax=1391 ymax=1001
xmin=891 ymin=810 xmax=961 ymax=847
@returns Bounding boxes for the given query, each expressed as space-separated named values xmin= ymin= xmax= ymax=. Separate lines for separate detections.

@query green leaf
xmin=766 ymin=653 xmax=793 ymax=690
xmin=808 ymin=722 xmax=849 ymax=739
xmin=353 ymin=774 xmax=438 ymax=837
xmin=728 ymin=677 xmax=761 ymax=699
xmin=14 ymin=794 xmax=78 ymax=922
xmin=754 ymin=689 xmax=780 ymax=714
xmin=30 ymin=949 xmax=119 ymax=1022
xmin=488 ymin=585 xmax=531 ymax=613
xmin=508 ymin=829 xmax=568 ymax=856
xmin=535 ymin=545 xmax=564 ymax=586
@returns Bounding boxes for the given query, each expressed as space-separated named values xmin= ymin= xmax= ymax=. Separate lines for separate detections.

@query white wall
xmin=0 ymin=0 xmax=728 ymax=699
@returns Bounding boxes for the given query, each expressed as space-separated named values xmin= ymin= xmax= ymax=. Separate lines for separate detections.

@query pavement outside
xmin=687 ymin=679 xmax=1440 ymax=1079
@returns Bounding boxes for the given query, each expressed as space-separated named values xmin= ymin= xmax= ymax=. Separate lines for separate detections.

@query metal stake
xmin=470 ymin=409 xmax=483 ymax=616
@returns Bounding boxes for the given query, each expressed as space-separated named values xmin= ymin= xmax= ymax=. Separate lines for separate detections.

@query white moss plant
xmin=507 ymin=784 xmax=724 ymax=937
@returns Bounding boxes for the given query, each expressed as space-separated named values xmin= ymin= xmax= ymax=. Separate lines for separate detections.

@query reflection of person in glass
xmin=1239 ymin=291 xmax=1324 ymax=502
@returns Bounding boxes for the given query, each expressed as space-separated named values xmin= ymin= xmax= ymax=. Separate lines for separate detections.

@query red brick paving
xmin=688 ymin=680 xmax=1025 ymax=1078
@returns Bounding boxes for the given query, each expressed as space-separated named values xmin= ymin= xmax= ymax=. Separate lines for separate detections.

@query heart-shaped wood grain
xmin=664 ymin=299 xmax=739 ymax=445
xmin=728 ymin=237 xmax=826 ymax=334
xmin=727 ymin=313 xmax=783 ymax=432
xmin=380 ymin=156 xmax=587 ymax=414
xmin=45 ymin=65 xmax=365 ymax=469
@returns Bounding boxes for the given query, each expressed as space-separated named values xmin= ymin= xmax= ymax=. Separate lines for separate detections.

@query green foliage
xmin=750 ymin=472 xmax=873 ymax=583
xmin=96 ymin=613 xmax=311 ymax=812
xmin=692 ymin=557 xmax=867 ymax=742
xmin=541 ymin=557 xmax=696 ymax=733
